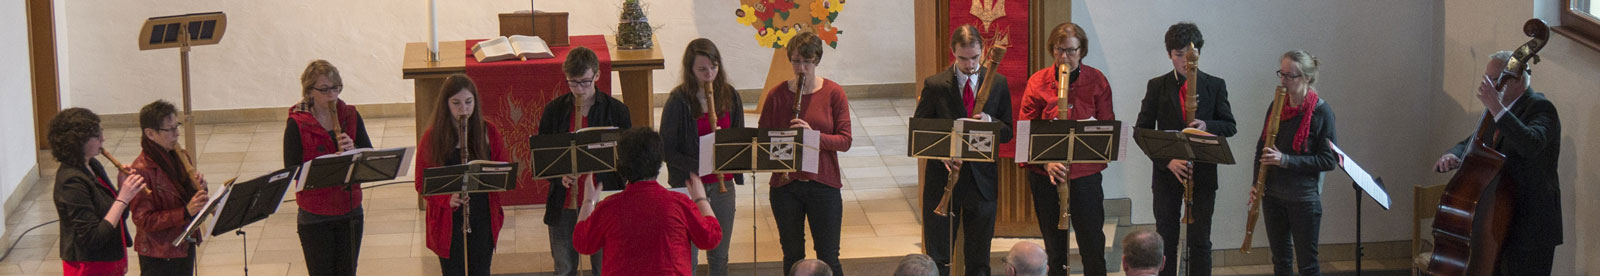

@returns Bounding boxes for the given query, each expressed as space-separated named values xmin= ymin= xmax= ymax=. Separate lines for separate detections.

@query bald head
xmin=791 ymin=259 xmax=832 ymax=276
xmin=1005 ymin=242 xmax=1048 ymax=276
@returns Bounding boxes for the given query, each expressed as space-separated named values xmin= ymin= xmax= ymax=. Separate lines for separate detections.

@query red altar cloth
xmin=464 ymin=35 xmax=612 ymax=205
xmin=950 ymin=0 xmax=1029 ymax=159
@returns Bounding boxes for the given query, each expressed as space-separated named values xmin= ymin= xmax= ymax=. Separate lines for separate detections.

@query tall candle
xmin=428 ymin=0 xmax=439 ymax=62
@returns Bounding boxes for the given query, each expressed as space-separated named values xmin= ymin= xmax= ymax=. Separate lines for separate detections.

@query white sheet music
xmin=1329 ymin=142 xmax=1391 ymax=209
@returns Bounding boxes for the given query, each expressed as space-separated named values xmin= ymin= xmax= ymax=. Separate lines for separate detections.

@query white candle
xmin=428 ymin=0 xmax=439 ymax=62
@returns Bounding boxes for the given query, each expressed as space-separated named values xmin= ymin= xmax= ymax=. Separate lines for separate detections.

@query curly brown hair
xmin=49 ymin=108 xmax=103 ymax=165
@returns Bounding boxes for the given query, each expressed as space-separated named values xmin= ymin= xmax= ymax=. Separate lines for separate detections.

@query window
xmin=1560 ymin=0 xmax=1600 ymax=51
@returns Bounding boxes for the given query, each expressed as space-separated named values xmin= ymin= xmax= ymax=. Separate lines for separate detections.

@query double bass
xmin=1427 ymin=18 xmax=1547 ymax=276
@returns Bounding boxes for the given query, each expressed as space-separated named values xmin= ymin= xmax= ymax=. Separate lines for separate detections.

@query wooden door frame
xmin=27 ymin=0 xmax=60 ymax=150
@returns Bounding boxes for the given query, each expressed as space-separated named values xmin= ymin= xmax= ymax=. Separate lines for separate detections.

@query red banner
xmin=950 ymin=0 xmax=1028 ymax=158
xmin=464 ymin=35 xmax=613 ymax=205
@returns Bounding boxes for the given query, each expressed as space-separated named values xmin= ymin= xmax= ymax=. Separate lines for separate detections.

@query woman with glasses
xmin=660 ymin=38 xmax=744 ymax=276
xmin=756 ymin=31 xmax=853 ymax=276
xmin=538 ymin=46 xmax=631 ymax=276
xmin=283 ymin=59 xmax=374 ymax=275
xmin=127 ymin=100 xmax=210 ymax=275
xmin=51 ymin=107 xmax=148 ymax=276
xmin=1253 ymin=50 xmax=1337 ymax=276
xmin=1018 ymin=22 xmax=1112 ymax=276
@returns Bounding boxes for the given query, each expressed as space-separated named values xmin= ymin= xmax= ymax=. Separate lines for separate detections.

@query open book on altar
xmin=472 ymin=35 xmax=554 ymax=62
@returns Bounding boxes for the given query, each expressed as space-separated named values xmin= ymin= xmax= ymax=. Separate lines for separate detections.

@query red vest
xmin=287 ymin=101 xmax=364 ymax=216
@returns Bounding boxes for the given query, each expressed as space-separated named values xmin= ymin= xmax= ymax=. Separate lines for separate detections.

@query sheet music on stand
xmin=297 ymin=147 xmax=414 ymax=191
xmin=528 ymin=127 xmax=622 ymax=179
xmin=906 ymin=118 xmax=1007 ymax=161
xmin=178 ymin=166 xmax=299 ymax=241
xmin=1130 ymin=128 xmax=1236 ymax=165
xmin=1330 ymin=142 xmax=1390 ymax=209
xmin=699 ymin=128 xmax=820 ymax=175
xmin=421 ymin=161 xmax=520 ymax=196
xmin=1015 ymin=119 xmax=1125 ymax=164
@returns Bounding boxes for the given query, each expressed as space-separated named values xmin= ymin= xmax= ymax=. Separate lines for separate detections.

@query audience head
xmin=1164 ymin=22 xmax=1204 ymax=74
xmin=615 ymin=127 xmax=663 ymax=182
xmin=138 ymin=100 xmax=181 ymax=150
xmin=49 ymin=108 xmax=104 ymax=165
xmin=787 ymin=31 xmax=825 ymax=77
xmin=893 ymin=254 xmax=938 ymax=276
xmin=950 ymin=24 xmax=984 ymax=75
xmin=1004 ymin=242 xmax=1047 ymax=276
xmin=790 ymin=259 xmax=832 ymax=276
xmin=563 ymin=46 xmax=601 ymax=98
xmin=299 ymin=59 xmax=344 ymax=105
xmin=1122 ymin=230 xmax=1166 ymax=274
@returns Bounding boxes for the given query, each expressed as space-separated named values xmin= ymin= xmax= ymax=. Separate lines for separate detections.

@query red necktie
xmin=962 ymin=79 xmax=975 ymax=115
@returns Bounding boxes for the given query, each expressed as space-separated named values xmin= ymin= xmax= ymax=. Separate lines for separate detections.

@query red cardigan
xmin=756 ymin=79 xmax=853 ymax=188
xmin=1019 ymin=65 xmax=1115 ymax=179
xmin=573 ymin=180 xmax=722 ymax=276
xmin=414 ymin=123 xmax=508 ymax=258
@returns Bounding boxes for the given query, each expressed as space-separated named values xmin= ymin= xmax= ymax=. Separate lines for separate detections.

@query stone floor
xmin=0 ymin=98 xmax=1408 ymax=275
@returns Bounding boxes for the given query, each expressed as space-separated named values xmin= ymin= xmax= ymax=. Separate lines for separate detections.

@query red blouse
xmin=573 ymin=180 xmax=722 ymax=276
xmin=756 ymin=79 xmax=853 ymax=188
xmin=1019 ymin=65 xmax=1116 ymax=180
xmin=696 ymin=111 xmax=734 ymax=185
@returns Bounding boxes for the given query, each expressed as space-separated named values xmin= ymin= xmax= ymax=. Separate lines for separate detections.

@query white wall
xmin=1074 ymin=1 xmax=1443 ymax=250
xmin=1 ymin=0 xmax=42 ymax=237
xmin=57 ymin=0 xmax=915 ymax=114
xmin=1441 ymin=0 xmax=1596 ymax=274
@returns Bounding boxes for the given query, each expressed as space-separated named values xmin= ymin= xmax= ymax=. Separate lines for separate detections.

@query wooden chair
xmin=1411 ymin=183 xmax=1448 ymax=275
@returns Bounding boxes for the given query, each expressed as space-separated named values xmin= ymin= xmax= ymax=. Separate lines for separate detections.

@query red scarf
xmin=1271 ymin=88 xmax=1319 ymax=152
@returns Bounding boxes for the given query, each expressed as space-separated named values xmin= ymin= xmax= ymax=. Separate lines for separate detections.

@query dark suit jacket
xmin=1446 ymin=90 xmax=1562 ymax=248
xmin=913 ymin=66 xmax=1014 ymax=201
xmin=54 ymin=160 xmax=133 ymax=262
xmin=539 ymin=91 xmax=632 ymax=225
xmin=1135 ymin=70 xmax=1237 ymax=191
xmin=660 ymin=87 xmax=746 ymax=188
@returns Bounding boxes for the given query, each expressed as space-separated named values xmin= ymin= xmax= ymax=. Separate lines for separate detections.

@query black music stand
xmin=299 ymin=147 xmax=413 ymax=191
xmin=138 ymin=12 xmax=226 ymax=160
xmin=906 ymin=117 xmax=1005 ymax=274
xmin=187 ymin=166 xmax=298 ymax=276
xmin=422 ymin=160 xmax=519 ymax=275
xmin=701 ymin=127 xmax=819 ymax=264
xmin=529 ymin=127 xmax=622 ymax=179
xmin=1016 ymin=119 xmax=1124 ymax=164
xmin=1330 ymin=142 xmax=1390 ymax=275
xmin=1131 ymin=128 xmax=1235 ymax=165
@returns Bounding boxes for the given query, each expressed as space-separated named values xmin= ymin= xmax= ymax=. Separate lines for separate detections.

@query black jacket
xmin=1252 ymin=99 xmax=1337 ymax=202
xmin=1445 ymin=90 xmax=1562 ymax=248
xmin=54 ymin=160 xmax=133 ymax=262
xmin=540 ymin=91 xmax=632 ymax=225
xmin=660 ymin=88 xmax=746 ymax=188
xmin=1135 ymin=70 xmax=1237 ymax=191
xmin=913 ymin=66 xmax=1014 ymax=201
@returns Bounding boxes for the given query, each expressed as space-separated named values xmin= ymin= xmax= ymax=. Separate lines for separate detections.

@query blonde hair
xmin=1282 ymin=50 xmax=1320 ymax=85
xmin=299 ymin=59 xmax=343 ymax=99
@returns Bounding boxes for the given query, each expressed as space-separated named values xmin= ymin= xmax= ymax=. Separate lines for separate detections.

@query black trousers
xmin=299 ymin=214 xmax=365 ymax=276
xmin=922 ymin=175 xmax=997 ymax=276
xmin=1027 ymin=172 xmax=1106 ymax=276
xmin=1494 ymin=245 xmax=1555 ymax=276
xmin=1152 ymin=178 xmax=1215 ymax=276
xmin=440 ymin=194 xmax=495 ymax=276
xmin=138 ymin=244 xmax=196 ymax=275
xmin=1262 ymin=196 xmax=1321 ymax=276
xmin=770 ymin=180 xmax=844 ymax=276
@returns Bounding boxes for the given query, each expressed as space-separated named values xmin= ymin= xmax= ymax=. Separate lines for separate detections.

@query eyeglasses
xmin=155 ymin=123 xmax=182 ymax=133
xmin=566 ymin=79 xmax=596 ymax=87
xmin=1276 ymin=70 xmax=1303 ymax=79
xmin=1053 ymin=47 xmax=1080 ymax=54
xmin=312 ymin=85 xmax=343 ymax=93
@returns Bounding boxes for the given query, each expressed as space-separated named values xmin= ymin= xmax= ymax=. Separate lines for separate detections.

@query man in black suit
xmin=1132 ymin=22 xmax=1237 ymax=276
xmin=914 ymin=24 xmax=1014 ymax=276
xmin=1433 ymin=51 xmax=1561 ymax=276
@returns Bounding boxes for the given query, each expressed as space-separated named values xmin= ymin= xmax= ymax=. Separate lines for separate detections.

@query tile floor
xmin=0 ymin=98 xmax=1406 ymax=275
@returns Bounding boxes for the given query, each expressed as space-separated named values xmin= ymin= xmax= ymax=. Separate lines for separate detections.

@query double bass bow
xmin=1427 ymin=18 xmax=1547 ymax=276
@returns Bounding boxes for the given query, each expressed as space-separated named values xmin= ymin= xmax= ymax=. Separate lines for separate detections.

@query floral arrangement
xmin=735 ymin=0 xmax=844 ymax=48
